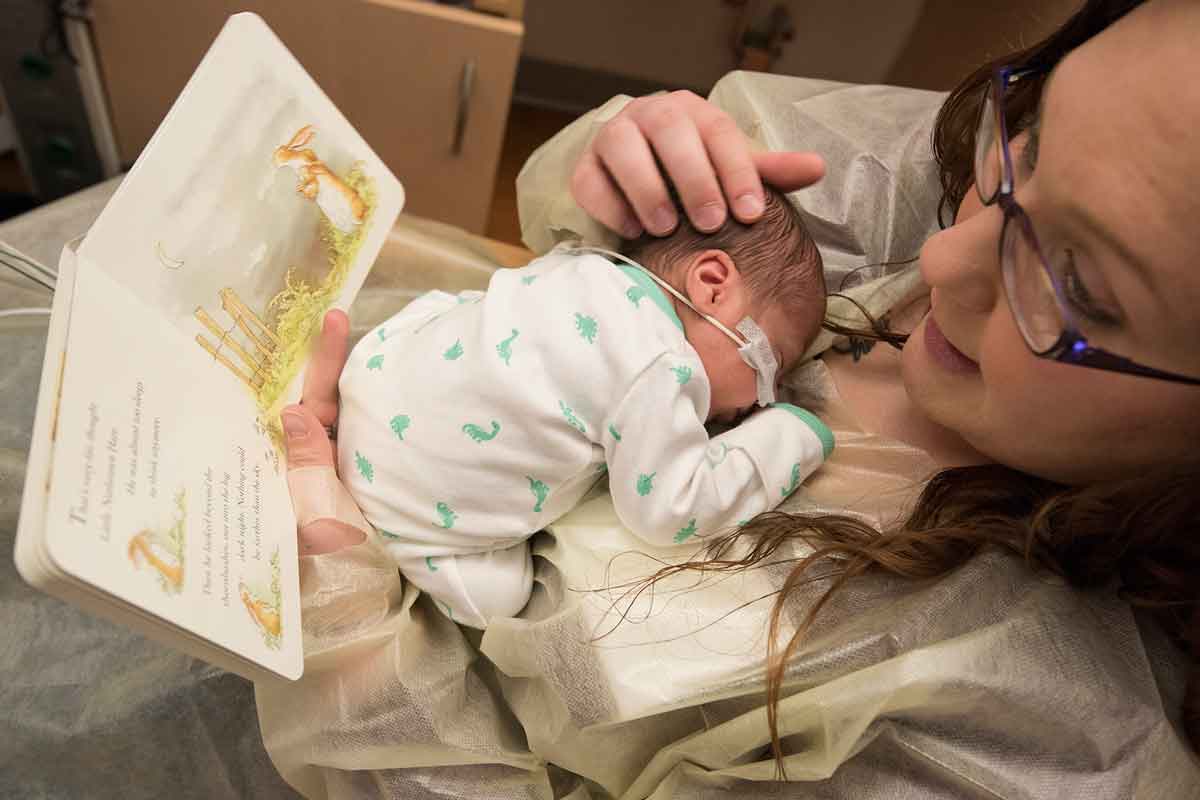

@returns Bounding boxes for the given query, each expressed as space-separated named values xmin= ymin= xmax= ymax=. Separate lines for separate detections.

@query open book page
xmin=33 ymin=13 xmax=403 ymax=679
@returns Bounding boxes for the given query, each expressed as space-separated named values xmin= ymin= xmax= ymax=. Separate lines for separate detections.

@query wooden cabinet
xmin=89 ymin=0 xmax=522 ymax=233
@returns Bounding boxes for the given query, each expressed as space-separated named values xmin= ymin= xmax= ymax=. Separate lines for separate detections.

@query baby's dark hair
xmin=621 ymin=187 xmax=826 ymax=346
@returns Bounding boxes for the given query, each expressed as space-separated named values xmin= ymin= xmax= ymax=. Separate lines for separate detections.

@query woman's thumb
xmin=281 ymin=404 xmax=335 ymax=469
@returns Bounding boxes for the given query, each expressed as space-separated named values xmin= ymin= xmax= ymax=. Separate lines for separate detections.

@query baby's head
xmin=623 ymin=188 xmax=825 ymax=423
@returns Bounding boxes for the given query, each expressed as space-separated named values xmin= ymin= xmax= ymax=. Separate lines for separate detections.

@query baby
xmin=337 ymin=189 xmax=832 ymax=628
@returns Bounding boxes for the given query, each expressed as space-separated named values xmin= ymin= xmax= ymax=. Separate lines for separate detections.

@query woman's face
xmin=902 ymin=0 xmax=1200 ymax=484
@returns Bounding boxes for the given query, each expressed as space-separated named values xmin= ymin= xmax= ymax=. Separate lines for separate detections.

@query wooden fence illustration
xmin=194 ymin=289 xmax=279 ymax=393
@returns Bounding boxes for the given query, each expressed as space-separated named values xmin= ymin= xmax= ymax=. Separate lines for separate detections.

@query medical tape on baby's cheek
xmin=736 ymin=317 xmax=778 ymax=406
xmin=287 ymin=465 xmax=371 ymax=534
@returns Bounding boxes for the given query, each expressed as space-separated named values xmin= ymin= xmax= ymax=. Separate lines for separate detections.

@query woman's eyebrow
xmin=1026 ymin=67 xmax=1055 ymax=146
xmin=1036 ymin=65 xmax=1154 ymax=290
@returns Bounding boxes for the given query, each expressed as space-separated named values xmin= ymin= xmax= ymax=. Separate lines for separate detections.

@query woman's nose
xmin=918 ymin=197 xmax=1004 ymax=314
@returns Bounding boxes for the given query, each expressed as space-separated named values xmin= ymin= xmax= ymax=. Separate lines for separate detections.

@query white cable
xmin=0 ymin=307 xmax=52 ymax=319
xmin=0 ymin=243 xmax=57 ymax=292
xmin=567 ymin=245 xmax=748 ymax=344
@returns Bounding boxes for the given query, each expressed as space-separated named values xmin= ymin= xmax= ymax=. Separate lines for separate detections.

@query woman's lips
xmin=924 ymin=314 xmax=980 ymax=374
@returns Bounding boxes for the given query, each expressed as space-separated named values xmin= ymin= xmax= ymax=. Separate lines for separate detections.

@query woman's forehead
xmin=1040 ymin=1 xmax=1200 ymax=330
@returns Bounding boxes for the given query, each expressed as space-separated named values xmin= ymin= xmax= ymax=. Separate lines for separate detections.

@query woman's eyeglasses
xmin=976 ymin=66 xmax=1200 ymax=386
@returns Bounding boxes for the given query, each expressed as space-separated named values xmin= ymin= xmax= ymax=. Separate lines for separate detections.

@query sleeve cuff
xmin=769 ymin=403 xmax=835 ymax=459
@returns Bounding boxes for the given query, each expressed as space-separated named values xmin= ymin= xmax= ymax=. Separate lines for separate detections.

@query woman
xmin=269 ymin=0 xmax=1199 ymax=794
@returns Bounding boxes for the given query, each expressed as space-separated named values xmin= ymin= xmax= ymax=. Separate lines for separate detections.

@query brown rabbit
xmin=273 ymin=125 xmax=366 ymax=233
xmin=127 ymin=530 xmax=183 ymax=589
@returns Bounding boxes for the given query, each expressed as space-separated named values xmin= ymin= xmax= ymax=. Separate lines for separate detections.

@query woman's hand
xmin=281 ymin=309 xmax=369 ymax=555
xmin=570 ymin=90 xmax=826 ymax=238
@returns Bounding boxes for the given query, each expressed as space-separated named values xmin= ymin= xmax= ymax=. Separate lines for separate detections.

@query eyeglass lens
xmin=974 ymin=88 xmax=1003 ymax=205
xmin=1001 ymin=214 xmax=1063 ymax=353
xmin=975 ymin=78 xmax=1064 ymax=354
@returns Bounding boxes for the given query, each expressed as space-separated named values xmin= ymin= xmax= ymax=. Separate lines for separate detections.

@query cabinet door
xmin=91 ymin=0 xmax=522 ymax=233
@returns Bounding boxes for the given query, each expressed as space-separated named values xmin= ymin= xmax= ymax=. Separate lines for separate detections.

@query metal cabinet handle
xmin=452 ymin=59 xmax=476 ymax=156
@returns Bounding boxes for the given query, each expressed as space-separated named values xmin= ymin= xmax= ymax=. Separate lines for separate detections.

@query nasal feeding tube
xmin=567 ymin=246 xmax=780 ymax=406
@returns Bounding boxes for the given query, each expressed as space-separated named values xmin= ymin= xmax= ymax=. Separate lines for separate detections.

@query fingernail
xmin=620 ymin=220 xmax=643 ymax=240
xmin=694 ymin=203 xmax=725 ymax=232
xmin=281 ymin=410 xmax=307 ymax=440
xmin=734 ymin=193 xmax=763 ymax=220
xmin=649 ymin=206 xmax=676 ymax=235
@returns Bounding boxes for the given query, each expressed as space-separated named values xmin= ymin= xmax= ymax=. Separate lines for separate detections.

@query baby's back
xmin=337 ymin=250 xmax=681 ymax=561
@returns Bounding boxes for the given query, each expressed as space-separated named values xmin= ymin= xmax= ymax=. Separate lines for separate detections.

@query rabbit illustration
xmin=273 ymin=125 xmax=366 ymax=233
xmin=128 ymin=530 xmax=183 ymax=589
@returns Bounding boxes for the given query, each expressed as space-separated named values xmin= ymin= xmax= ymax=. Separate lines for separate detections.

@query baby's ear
xmin=685 ymin=249 xmax=745 ymax=313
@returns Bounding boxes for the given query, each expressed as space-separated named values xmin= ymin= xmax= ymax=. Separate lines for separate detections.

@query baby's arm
xmin=604 ymin=353 xmax=833 ymax=547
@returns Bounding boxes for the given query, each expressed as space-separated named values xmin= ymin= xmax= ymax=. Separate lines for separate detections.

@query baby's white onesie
xmin=338 ymin=249 xmax=834 ymax=628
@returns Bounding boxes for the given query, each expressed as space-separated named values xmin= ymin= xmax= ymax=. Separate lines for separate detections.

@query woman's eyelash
xmin=1059 ymin=249 xmax=1121 ymax=326
xmin=1021 ymin=115 xmax=1041 ymax=172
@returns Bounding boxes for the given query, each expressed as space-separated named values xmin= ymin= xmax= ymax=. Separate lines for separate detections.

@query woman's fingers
xmin=296 ymin=518 xmax=367 ymax=555
xmin=301 ymin=309 xmax=350 ymax=428
xmin=640 ymin=96 xmax=728 ymax=232
xmin=589 ymin=112 xmax=677 ymax=236
xmin=281 ymin=403 xmax=335 ymax=469
xmin=570 ymin=149 xmax=644 ymax=240
xmin=575 ymin=91 xmax=826 ymax=237
xmin=753 ymin=150 xmax=826 ymax=193
xmin=282 ymin=404 xmax=368 ymax=554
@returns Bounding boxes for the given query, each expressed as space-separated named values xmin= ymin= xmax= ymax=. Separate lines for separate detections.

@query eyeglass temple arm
xmin=1050 ymin=336 xmax=1200 ymax=386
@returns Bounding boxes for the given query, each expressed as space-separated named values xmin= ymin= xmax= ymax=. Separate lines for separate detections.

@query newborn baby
xmin=338 ymin=190 xmax=832 ymax=628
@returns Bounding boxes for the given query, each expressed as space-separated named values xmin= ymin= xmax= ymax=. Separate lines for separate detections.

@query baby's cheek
xmin=729 ymin=370 xmax=759 ymax=409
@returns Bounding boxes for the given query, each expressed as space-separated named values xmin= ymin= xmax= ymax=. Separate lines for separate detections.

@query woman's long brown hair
xmin=633 ymin=0 xmax=1200 ymax=773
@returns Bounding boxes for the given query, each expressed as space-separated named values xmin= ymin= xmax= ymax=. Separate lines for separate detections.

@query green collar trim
xmin=614 ymin=262 xmax=684 ymax=333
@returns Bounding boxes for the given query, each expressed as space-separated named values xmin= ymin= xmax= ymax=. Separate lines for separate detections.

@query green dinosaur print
xmin=355 ymin=451 xmax=374 ymax=483
xmin=636 ymin=472 xmax=656 ymax=496
xmin=425 ymin=556 xmax=439 ymax=572
xmin=366 ymin=354 xmax=384 ymax=371
xmin=520 ymin=275 xmax=538 ymax=286
xmin=608 ymin=424 xmax=622 ymax=442
xmin=463 ymin=420 xmax=501 ymax=442
xmin=377 ymin=328 xmax=388 ymax=342
xmin=527 ymin=476 xmax=549 ymax=513
xmin=595 ymin=462 xmax=609 ymax=475
xmin=781 ymin=463 xmax=803 ymax=497
xmin=559 ymin=401 xmax=587 ymax=434
xmin=626 ymin=286 xmax=646 ymax=307
xmin=443 ymin=339 xmax=464 ymax=360
xmin=497 ymin=328 xmax=520 ymax=365
xmin=437 ymin=599 xmax=455 ymax=620
xmin=674 ymin=519 xmax=698 ymax=544
xmin=390 ymin=415 xmax=411 ymax=441
xmin=435 ymin=502 xmax=457 ymax=529
xmin=670 ymin=365 xmax=692 ymax=385
xmin=575 ymin=313 xmax=598 ymax=343
xmin=736 ymin=519 xmax=750 ymax=527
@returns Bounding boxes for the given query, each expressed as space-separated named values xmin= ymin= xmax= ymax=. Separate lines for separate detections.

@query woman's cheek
xmin=955 ymin=186 xmax=986 ymax=224
xmin=972 ymin=316 xmax=1107 ymax=476
xmin=964 ymin=313 xmax=1046 ymax=449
